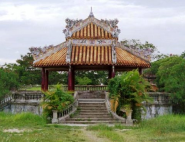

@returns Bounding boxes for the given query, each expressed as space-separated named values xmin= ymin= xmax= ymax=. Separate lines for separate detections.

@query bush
xmin=108 ymin=70 xmax=152 ymax=121
xmin=0 ymin=68 xmax=19 ymax=98
xmin=41 ymin=84 xmax=74 ymax=117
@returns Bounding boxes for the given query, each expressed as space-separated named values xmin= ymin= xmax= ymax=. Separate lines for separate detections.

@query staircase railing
xmin=52 ymin=91 xmax=79 ymax=123
xmin=105 ymin=92 xmax=126 ymax=123
xmin=0 ymin=94 xmax=14 ymax=110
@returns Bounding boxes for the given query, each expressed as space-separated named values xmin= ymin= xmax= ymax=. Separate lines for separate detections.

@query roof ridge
xmin=31 ymin=41 xmax=68 ymax=64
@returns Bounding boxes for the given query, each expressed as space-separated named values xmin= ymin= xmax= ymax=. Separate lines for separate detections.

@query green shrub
xmin=108 ymin=70 xmax=152 ymax=121
xmin=41 ymin=84 xmax=74 ymax=117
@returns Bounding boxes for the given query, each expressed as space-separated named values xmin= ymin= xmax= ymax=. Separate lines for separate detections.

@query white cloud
xmin=0 ymin=0 xmax=184 ymax=65
xmin=0 ymin=58 xmax=16 ymax=65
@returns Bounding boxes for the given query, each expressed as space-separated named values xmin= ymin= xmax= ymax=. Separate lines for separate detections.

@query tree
xmin=120 ymin=39 xmax=157 ymax=60
xmin=49 ymin=71 xmax=68 ymax=85
xmin=75 ymin=71 xmax=108 ymax=85
xmin=157 ymin=56 xmax=185 ymax=100
xmin=181 ymin=51 xmax=185 ymax=58
xmin=76 ymin=76 xmax=92 ymax=85
xmin=144 ymin=55 xmax=185 ymax=113
xmin=0 ymin=68 xmax=19 ymax=98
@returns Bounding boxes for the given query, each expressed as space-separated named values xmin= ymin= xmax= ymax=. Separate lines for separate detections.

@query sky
xmin=0 ymin=0 xmax=184 ymax=65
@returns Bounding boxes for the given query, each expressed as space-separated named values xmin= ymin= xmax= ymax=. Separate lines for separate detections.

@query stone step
xmin=74 ymin=114 xmax=112 ymax=118
xmin=78 ymin=99 xmax=105 ymax=103
xmin=79 ymin=103 xmax=105 ymax=106
xmin=62 ymin=121 xmax=123 ymax=124
xmin=79 ymin=107 xmax=107 ymax=110
xmin=66 ymin=118 xmax=118 ymax=121
xmin=79 ymin=106 xmax=106 ymax=110
xmin=78 ymin=93 xmax=105 ymax=99
xmin=80 ymin=110 xmax=108 ymax=113
xmin=79 ymin=112 xmax=109 ymax=115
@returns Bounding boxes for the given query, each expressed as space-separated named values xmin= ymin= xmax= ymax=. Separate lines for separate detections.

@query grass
xmin=87 ymin=115 xmax=185 ymax=142
xmin=19 ymin=86 xmax=41 ymax=91
xmin=19 ymin=85 xmax=65 ymax=91
xmin=0 ymin=112 xmax=85 ymax=142
xmin=1 ymin=113 xmax=185 ymax=142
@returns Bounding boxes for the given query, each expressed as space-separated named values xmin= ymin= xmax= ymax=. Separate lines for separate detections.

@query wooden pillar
xmin=108 ymin=68 xmax=112 ymax=79
xmin=72 ymin=69 xmax=75 ymax=91
xmin=41 ymin=68 xmax=45 ymax=91
xmin=111 ymin=65 xmax=115 ymax=78
xmin=108 ymin=66 xmax=115 ymax=79
xmin=68 ymin=65 xmax=73 ymax=91
xmin=45 ymin=70 xmax=49 ymax=91
xmin=139 ymin=68 xmax=142 ymax=75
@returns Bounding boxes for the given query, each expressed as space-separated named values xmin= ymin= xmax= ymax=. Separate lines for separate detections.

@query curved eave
xmin=33 ymin=47 xmax=68 ymax=67
xmin=115 ymin=47 xmax=150 ymax=68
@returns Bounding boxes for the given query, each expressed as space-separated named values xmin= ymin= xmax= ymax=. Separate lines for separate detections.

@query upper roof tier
xmin=71 ymin=22 xmax=114 ymax=39
xmin=63 ymin=9 xmax=120 ymax=40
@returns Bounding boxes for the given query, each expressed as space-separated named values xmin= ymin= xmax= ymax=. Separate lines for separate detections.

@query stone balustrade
xmin=62 ymin=85 xmax=108 ymax=91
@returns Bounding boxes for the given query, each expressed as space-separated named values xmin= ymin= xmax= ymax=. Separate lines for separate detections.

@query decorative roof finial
xmin=89 ymin=7 xmax=94 ymax=18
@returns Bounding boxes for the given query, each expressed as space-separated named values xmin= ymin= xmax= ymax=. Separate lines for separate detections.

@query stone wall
xmin=142 ymin=92 xmax=172 ymax=119
xmin=3 ymin=91 xmax=43 ymax=115
xmin=2 ymin=91 xmax=172 ymax=119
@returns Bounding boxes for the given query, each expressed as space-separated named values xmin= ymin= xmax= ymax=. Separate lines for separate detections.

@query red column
xmin=111 ymin=65 xmax=115 ymax=78
xmin=45 ymin=70 xmax=49 ymax=91
xmin=108 ymin=66 xmax=115 ymax=79
xmin=139 ymin=68 xmax=142 ymax=75
xmin=72 ymin=69 xmax=75 ymax=91
xmin=108 ymin=68 xmax=112 ymax=79
xmin=68 ymin=66 xmax=73 ymax=91
xmin=41 ymin=68 xmax=45 ymax=91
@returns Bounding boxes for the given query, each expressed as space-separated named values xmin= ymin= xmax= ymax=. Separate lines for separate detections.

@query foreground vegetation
xmin=1 ymin=112 xmax=185 ymax=142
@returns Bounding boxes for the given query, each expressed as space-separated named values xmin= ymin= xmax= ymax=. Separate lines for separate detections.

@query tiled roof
xmin=116 ymin=47 xmax=150 ymax=67
xmin=34 ymin=47 xmax=67 ymax=67
xmin=71 ymin=45 xmax=112 ymax=65
xmin=70 ymin=23 xmax=114 ymax=39
xmin=33 ymin=46 xmax=150 ymax=68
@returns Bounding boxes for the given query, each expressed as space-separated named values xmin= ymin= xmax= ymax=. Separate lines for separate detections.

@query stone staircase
xmin=0 ymin=95 xmax=12 ymax=111
xmin=61 ymin=91 xmax=125 ymax=124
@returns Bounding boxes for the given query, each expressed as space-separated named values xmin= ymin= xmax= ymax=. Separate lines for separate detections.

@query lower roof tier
xmin=33 ymin=45 xmax=150 ymax=68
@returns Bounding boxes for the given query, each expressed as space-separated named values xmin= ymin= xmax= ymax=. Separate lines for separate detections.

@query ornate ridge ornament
xmin=112 ymin=40 xmax=117 ymax=63
xmin=66 ymin=40 xmax=72 ymax=63
xmin=72 ymin=39 xmax=113 ymax=46
xmin=29 ymin=41 xmax=68 ymax=63
xmin=63 ymin=18 xmax=83 ymax=38
xmin=89 ymin=7 xmax=94 ymax=18
xmin=100 ymin=19 xmax=119 ymax=28
xmin=100 ymin=19 xmax=120 ymax=38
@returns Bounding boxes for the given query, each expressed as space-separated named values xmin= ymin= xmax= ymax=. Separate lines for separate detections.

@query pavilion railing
xmin=62 ymin=85 xmax=108 ymax=91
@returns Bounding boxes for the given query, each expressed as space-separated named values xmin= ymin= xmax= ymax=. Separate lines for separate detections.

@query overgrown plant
xmin=41 ymin=84 xmax=74 ymax=117
xmin=108 ymin=69 xmax=152 ymax=121
xmin=144 ymin=55 xmax=185 ymax=113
